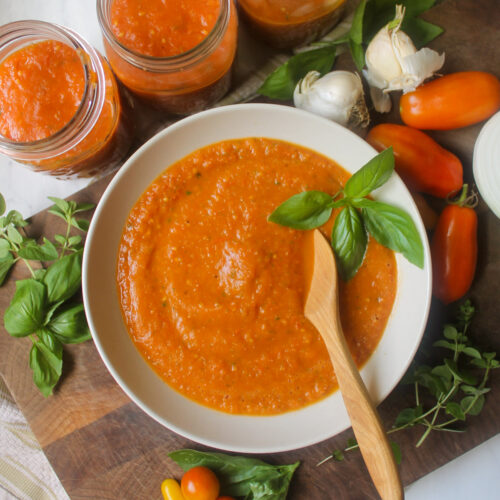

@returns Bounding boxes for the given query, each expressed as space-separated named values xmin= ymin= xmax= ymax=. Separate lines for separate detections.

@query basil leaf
xmin=4 ymin=279 xmax=47 ymax=337
xmin=402 ymin=16 xmax=444 ymax=48
xmin=0 ymin=193 xmax=5 ymax=216
xmin=355 ymin=199 xmax=424 ymax=269
xmin=0 ymin=239 xmax=10 ymax=259
xmin=0 ymin=253 xmax=15 ymax=286
xmin=7 ymin=225 xmax=24 ymax=244
xmin=29 ymin=332 xmax=63 ymax=397
xmin=349 ymin=0 xmax=367 ymax=44
xmin=348 ymin=0 xmax=367 ymax=70
xmin=18 ymin=238 xmax=59 ymax=261
xmin=48 ymin=304 xmax=91 ymax=344
xmin=344 ymin=148 xmax=394 ymax=198
xmin=269 ymin=191 xmax=333 ymax=230
xmin=258 ymin=46 xmax=336 ymax=100
xmin=331 ymin=205 xmax=367 ymax=281
xmin=169 ymin=449 xmax=299 ymax=500
xmin=390 ymin=441 xmax=402 ymax=465
xmin=6 ymin=210 xmax=28 ymax=228
xmin=43 ymin=251 xmax=82 ymax=304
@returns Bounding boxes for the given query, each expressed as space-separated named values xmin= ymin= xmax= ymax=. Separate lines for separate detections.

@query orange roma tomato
xmin=181 ymin=466 xmax=220 ymax=500
xmin=400 ymin=72 xmax=500 ymax=130
xmin=431 ymin=186 xmax=477 ymax=304
xmin=367 ymin=123 xmax=463 ymax=198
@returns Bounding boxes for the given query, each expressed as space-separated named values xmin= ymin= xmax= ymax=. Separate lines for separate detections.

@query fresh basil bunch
xmin=268 ymin=148 xmax=424 ymax=281
xmin=169 ymin=449 xmax=299 ymax=500
xmin=0 ymin=194 xmax=94 ymax=396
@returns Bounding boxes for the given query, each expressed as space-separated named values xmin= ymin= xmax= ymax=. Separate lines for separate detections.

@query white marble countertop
xmin=0 ymin=1 xmax=499 ymax=499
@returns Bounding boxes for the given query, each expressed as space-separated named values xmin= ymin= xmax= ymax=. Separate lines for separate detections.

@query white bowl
xmin=83 ymin=103 xmax=432 ymax=453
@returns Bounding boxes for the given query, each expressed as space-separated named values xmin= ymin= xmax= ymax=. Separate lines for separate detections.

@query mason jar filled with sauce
xmin=0 ymin=21 xmax=131 ymax=178
xmin=97 ymin=0 xmax=238 ymax=114
xmin=238 ymin=0 xmax=346 ymax=49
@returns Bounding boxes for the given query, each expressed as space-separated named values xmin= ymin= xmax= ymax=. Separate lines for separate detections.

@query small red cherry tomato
xmin=431 ymin=185 xmax=477 ymax=304
xmin=181 ymin=466 xmax=220 ymax=500
xmin=366 ymin=123 xmax=463 ymax=198
xmin=400 ymin=71 xmax=500 ymax=130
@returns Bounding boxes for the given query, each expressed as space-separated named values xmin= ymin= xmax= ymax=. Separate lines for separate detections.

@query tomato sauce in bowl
xmin=117 ymin=137 xmax=396 ymax=415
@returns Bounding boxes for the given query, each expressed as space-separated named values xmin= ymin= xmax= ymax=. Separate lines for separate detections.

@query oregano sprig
xmin=318 ymin=301 xmax=499 ymax=466
xmin=0 ymin=193 xmax=95 ymax=396
xmin=268 ymin=147 xmax=424 ymax=280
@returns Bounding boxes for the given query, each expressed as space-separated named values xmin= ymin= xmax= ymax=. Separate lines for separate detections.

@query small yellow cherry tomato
xmin=161 ymin=478 xmax=185 ymax=500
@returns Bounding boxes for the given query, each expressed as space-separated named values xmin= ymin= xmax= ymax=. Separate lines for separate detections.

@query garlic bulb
xmin=293 ymin=70 xmax=369 ymax=127
xmin=363 ymin=5 xmax=445 ymax=112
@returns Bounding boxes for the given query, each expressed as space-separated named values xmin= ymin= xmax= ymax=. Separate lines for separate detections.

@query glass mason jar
xmin=0 ymin=21 xmax=131 ymax=178
xmin=238 ymin=0 xmax=346 ymax=49
xmin=97 ymin=0 xmax=238 ymax=114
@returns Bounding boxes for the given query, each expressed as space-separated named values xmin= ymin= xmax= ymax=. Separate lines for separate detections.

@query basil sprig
xmin=268 ymin=148 xmax=424 ymax=281
xmin=257 ymin=0 xmax=443 ymax=98
xmin=0 ymin=193 xmax=94 ymax=396
xmin=169 ymin=449 xmax=299 ymax=500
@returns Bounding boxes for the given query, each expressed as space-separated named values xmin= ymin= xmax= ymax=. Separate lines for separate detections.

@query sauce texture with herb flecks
xmin=117 ymin=138 xmax=397 ymax=415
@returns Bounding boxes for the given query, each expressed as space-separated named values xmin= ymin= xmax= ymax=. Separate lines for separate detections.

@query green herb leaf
xmin=169 ymin=449 xmax=299 ymax=500
xmin=71 ymin=218 xmax=90 ymax=232
xmin=348 ymin=0 xmax=367 ymax=70
xmin=0 ymin=253 xmax=15 ymax=286
xmin=462 ymin=347 xmax=482 ymax=360
xmin=355 ymin=199 xmax=424 ymax=269
xmin=444 ymin=359 xmax=477 ymax=385
xmin=443 ymin=325 xmax=458 ymax=340
xmin=445 ymin=402 xmax=466 ymax=421
xmin=258 ymin=46 xmax=336 ymax=100
xmin=268 ymin=191 xmax=333 ymax=230
xmin=0 ymin=239 xmax=10 ymax=259
xmin=48 ymin=196 xmax=70 ymax=215
xmin=29 ymin=332 xmax=63 ymax=397
xmin=402 ymin=16 xmax=443 ymax=49
xmin=18 ymin=239 xmax=59 ymax=261
xmin=48 ymin=206 xmax=67 ymax=222
xmin=344 ymin=148 xmax=394 ymax=198
xmin=460 ymin=395 xmax=485 ymax=416
xmin=394 ymin=406 xmax=422 ymax=427
xmin=390 ymin=441 xmax=402 ymax=465
xmin=6 ymin=210 xmax=28 ymax=228
xmin=331 ymin=205 xmax=367 ymax=281
xmin=43 ymin=251 xmax=82 ymax=304
xmin=7 ymin=225 xmax=24 ymax=245
xmin=4 ymin=279 xmax=47 ymax=337
xmin=73 ymin=202 xmax=95 ymax=214
xmin=48 ymin=304 xmax=91 ymax=344
xmin=0 ymin=193 xmax=5 ymax=216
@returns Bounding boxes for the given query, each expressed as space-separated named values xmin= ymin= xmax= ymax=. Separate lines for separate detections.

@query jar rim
xmin=0 ymin=20 xmax=106 ymax=161
xmin=96 ymin=0 xmax=231 ymax=73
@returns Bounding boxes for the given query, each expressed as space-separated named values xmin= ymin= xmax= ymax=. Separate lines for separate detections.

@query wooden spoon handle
xmin=319 ymin=310 xmax=403 ymax=500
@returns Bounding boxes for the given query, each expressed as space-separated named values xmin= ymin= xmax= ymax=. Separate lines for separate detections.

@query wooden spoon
xmin=304 ymin=229 xmax=403 ymax=500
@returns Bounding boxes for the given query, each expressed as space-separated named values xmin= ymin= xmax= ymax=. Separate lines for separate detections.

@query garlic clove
xmin=369 ymin=86 xmax=392 ymax=113
xmin=399 ymin=48 xmax=445 ymax=92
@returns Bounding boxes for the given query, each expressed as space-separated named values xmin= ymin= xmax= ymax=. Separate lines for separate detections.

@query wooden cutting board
xmin=1 ymin=1 xmax=500 ymax=498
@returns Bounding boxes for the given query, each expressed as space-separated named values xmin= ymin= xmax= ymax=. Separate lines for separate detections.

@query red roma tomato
xmin=431 ymin=186 xmax=477 ymax=304
xmin=400 ymin=71 xmax=500 ymax=130
xmin=367 ymin=123 xmax=463 ymax=198
xmin=181 ymin=466 xmax=220 ymax=500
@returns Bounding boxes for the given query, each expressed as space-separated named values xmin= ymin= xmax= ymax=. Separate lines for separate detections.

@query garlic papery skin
xmin=363 ymin=5 xmax=445 ymax=112
xmin=293 ymin=70 xmax=369 ymax=127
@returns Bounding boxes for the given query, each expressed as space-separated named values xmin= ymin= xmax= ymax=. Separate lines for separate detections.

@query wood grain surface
xmin=1 ymin=1 xmax=500 ymax=498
